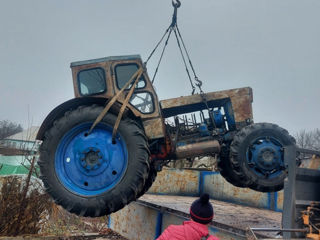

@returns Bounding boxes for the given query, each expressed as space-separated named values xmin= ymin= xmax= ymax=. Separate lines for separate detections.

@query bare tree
xmin=295 ymin=129 xmax=320 ymax=150
xmin=0 ymin=120 xmax=23 ymax=140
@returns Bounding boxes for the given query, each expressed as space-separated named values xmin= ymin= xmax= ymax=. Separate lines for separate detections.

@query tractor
xmin=36 ymin=54 xmax=295 ymax=217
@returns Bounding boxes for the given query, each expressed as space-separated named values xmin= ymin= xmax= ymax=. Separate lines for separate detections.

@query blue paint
xmin=108 ymin=215 xmax=111 ymax=228
xmin=223 ymin=101 xmax=236 ymax=131
xmin=213 ymin=109 xmax=224 ymax=128
xmin=267 ymin=192 xmax=271 ymax=210
xmin=199 ymin=171 xmax=220 ymax=196
xmin=198 ymin=171 xmax=203 ymax=196
xmin=176 ymin=141 xmax=187 ymax=146
xmin=246 ymin=136 xmax=284 ymax=179
xmin=199 ymin=123 xmax=210 ymax=137
xmin=274 ymin=191 xmax=283 ymax=212
xmin=208 ymin=226 xmax=219 ymax=234
xmin=155 ymin=211 xmax=163 ymax=239
xmin=55 ymin=122 xmax=128 ymax=196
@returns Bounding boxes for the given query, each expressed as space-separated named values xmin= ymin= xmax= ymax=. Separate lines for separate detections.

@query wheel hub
xmin=261 ymin=150 xmax=274 ymax=163
xmin=81 ymin=148 xmax=104 ymax=170
xmin=247 ymin=137 xmax=284 ymax=178
xmin=256 ymin=147 xmax=279 ymax=170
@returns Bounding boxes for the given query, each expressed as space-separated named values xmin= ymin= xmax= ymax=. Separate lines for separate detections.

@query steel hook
xmin=172 ymin=0 xmax=181 ymax=8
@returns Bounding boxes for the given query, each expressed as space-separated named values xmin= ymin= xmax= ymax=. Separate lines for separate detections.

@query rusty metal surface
xmin=175 ymin=140 xmax=220 ymax=159
xmin=309 ymin=155 xmax=320 ymax=169
xmin=71 ymin=61 xmax=111 ymax=99
xmin=70 ymin=56 xmax=162 ymax=120
xmin=148 ymin=168 xmax=282 ymax=211
xmin=140 ymin=194 xmax=281 ymax=238
xmin=142 ymin=117 xmax=165 ymax=139
xmin=160 ymin=87 xmax=253 ymax=123
xmin=277 ymin=191 xmax=284 ymax=211
xmin=109 ymin=203 xmax=158 ymax=240
xmin=148 ymin=168 xmax=199 ymax=196
xmin=110 ymin=59 xmax=161 ymax=119
xmin=202 ymin=173 xmax=271 ymax=210
xmin=110 ymin=195 xmax=250 ymax=239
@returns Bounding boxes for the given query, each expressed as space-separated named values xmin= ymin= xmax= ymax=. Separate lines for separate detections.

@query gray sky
xmin=0 ymin=0 xmax=319 ymax=135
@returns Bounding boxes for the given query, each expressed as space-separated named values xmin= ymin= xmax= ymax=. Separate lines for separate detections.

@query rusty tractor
xmin=36 ymin=55 xmax=295 ymax=217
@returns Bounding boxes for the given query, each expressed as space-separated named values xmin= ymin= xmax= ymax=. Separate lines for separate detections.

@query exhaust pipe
xmin=175 ymin=140 xmax=220 ymax=159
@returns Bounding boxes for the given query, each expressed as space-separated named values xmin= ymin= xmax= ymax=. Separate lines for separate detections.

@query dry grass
xmin=0 ymin=175 xmax=110 ymax=237
xmin=0 ymin=175 xmax=51 ymax=236
xmin=41 ymin=204 xmax=109 ymax=235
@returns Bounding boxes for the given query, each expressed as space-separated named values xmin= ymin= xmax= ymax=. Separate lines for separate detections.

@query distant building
xmin=0 ymin=126 xmax=40 ymax=175
xmin=0 ymin=126 xmax=39 ymax=155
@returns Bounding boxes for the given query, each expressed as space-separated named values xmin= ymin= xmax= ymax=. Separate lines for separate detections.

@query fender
xmin=36 ymin=97 xmax=136 ymax=140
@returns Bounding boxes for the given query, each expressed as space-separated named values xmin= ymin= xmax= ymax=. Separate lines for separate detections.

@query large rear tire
xmin=137 ymin=164 xmax=157 ymax=198
xmin=38 ymin=105 xmax=150 ymax=217
xmin=229 ymin=123 xmax=295 ymax=192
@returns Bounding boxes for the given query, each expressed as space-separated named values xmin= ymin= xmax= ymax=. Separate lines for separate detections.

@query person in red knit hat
xmin=156 ymin=193 xmax=219 ymax=240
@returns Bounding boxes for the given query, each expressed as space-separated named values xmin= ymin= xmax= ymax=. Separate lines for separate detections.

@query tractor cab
xmin=70 ymin=55 xmax=161 ymax=120
xmin=70 ymin=55 xmax=166 ymax=140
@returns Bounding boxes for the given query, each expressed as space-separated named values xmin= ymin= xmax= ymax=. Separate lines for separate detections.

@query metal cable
xmin=146 ymin=0 xmax=203 ymax=95
xmin=176 ymin=24 xmax=203 ymax=92
xmin=144 ymin=26 xmax=171 ymax=65
xmin=151 ymin=27 xmax=173 ymax=83
xmin=173 ymin=27 xmax=195 ymax=94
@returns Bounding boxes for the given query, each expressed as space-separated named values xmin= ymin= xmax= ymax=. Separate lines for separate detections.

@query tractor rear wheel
xmin=38 ymin=105 xmax=150 ymax=217
xmin=137 ymin=164 xmax=157 ymax=198
xmin=229 ymin=123 xmax=295 ymax=192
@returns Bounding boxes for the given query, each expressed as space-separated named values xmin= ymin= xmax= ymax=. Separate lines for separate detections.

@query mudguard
xmin=36 ymin=97 xmax=131 ymax=140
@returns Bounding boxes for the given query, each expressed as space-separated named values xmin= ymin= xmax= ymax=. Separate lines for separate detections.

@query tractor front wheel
xmin=38 ymin=105 xmax=150 ymax=217
xmin=218 ymin=145 xmax=248 ymax=188
xmin=229 ymin=123 xmax=295 ymax=192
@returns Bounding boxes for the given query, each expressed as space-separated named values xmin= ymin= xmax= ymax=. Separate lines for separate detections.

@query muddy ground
xmin=0 ymin=230 xmax=128 ymax=240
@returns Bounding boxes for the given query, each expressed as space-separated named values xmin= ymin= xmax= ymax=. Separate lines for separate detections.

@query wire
xmin=151 ymin=28 xmax=173 ymax=83
xmin=145 ymin=27 xmax=171 ymax=66
xmin=173 ymin=27 xmax=195 ymax=93
xmin=145 ymin=1 xmax=204 ymax=95
xmin=175 ymin=24 xmax=203 ymax=92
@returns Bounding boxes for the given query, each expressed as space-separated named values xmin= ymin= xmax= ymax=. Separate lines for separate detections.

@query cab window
xmin=130 ymin=92 xmax=154 ymax=114
xmin=78 ymin=68 xmax=106 ymax=96
xmin=115 ymin=63 xmax=146 ymax=89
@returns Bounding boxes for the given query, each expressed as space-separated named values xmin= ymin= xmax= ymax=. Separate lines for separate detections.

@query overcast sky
xmin=0 ymin=0 xmax=319 ymax=135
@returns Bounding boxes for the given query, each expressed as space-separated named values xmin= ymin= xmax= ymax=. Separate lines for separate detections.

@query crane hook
xmin=171 ymin=0 xmax=181 ymax=27
xmin=172 ymin=0 xmax=181 ymax=8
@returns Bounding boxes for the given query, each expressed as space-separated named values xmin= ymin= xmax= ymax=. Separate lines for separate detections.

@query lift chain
xmin=173 ymin=27 xmax=195 ymax=94
xmin=151 ymin=28 xmax=173 ymax=84
xmin=174 ymin=24 xmax=203 ymax=92
xmin=145 ymin=0 xmax=204 ymax=95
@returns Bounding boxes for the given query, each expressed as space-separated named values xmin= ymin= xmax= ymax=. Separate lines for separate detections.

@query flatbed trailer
xmin=109 ymin=194 xmax=282 ymax=240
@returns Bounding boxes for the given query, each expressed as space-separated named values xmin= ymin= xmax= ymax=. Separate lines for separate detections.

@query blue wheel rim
xmin=246 ymin=136 xmax=284 ymax=179
xmin=55 ymin=122 xmax=128 ymax=196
